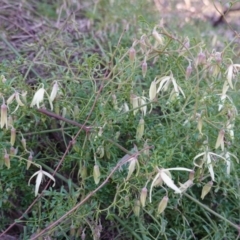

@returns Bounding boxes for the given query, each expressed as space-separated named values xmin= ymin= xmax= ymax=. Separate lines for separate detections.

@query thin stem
xmin=184 ymin=192 xmax=239 ymax=231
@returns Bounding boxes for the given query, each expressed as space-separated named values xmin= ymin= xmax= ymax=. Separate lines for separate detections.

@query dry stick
xmin=0 ymin=80 xmax=104 ymax=238
xmin=37 ymin=108 xmax=93 ymax=133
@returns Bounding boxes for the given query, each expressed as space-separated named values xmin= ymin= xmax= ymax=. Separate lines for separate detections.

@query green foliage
xmin=0 ymin=0 xmax=240 ymax=239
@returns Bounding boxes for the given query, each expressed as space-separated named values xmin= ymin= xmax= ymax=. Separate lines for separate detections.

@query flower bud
xmin=96 ymin=145 xmax=104 ymax=158
xmin=136 ymin=118 xmax=144 ymax=141
xmin=214 ymin=52 xmax=222 ymax=64
xmin=70 ymin=224 xmax=76 ymax=237
xmin=4 ymin=151 xmax=10 ymax=169
xmin=129 ymin=47 xmax=136 ymax=62
xmin=142 ymin=61 xmax=147 ymax=78
xmin=80 ymin=165 xmax=87 ymax=180
xmin=50 ymin=81 xmax=59 ymax=103
xmin=143 ymin=139 xmax=150 ymax=156
xmin=93 ymin=164 xmax=101 ymax=184
xmin=10 ymin=147 xmax=15 ymax=155
xmin=73 ymin=105 xmax=80 ymax=119
xmin=149 ymin=79 xmax=157 ymax=101
xmin=126 ymin=157 xmax=137 ymax=180
xmin=157 ymin=196 xmax=168 ymax=215
xmin=81 ymin=228 xmax=86 ymax=240
xmin=133 ymin=200 xmax=140 ymax=217
xmin=152 ymin=28 xmax=164 ymax=45
xmin=1 ymin=75 xmax=6 ymax=83
xmin=201 ymin=181 xmax=213 ymax=199
xmin=130 ymin=94 xmax=139 ymax=115
xmin=21 ymin=136 xmax=27 ymax=150
xmin=27 ymin=152 xmax=33 ymax=170
xmin=10 ymin=127 xmax=16 ymax=146
xmin=140 ymin=187 xmax=148 ymax=207
xmin=215 ymin=129 xmax=225 ymax=151
xmin=139 ymin=97 xmax=147 ymax=116
xmin=186 ymin=64 xmax=192 ymax=79
xmin=112 ymin=94 xmax=118 ymax=110
xmin=197 ymin=52 xmax=206 ymax=65
xmin=1 ymin=102 xmax=8 ymax=129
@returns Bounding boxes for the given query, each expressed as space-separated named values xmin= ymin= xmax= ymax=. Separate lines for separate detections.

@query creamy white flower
xmin=28 ymin=168 xmax=55 ymax=196
xmin=193 ymin=147 xmax=226 ymax=181
xmin=150 ymin=167 xmax=193 ymax=202
xmin=30 ymin=87 xmax=45 ymax=108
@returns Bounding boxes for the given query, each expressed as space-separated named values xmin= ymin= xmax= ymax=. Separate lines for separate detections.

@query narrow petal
xmin=35 ymin=170 xmax=43 ymax=196
xmin=150 ymin=172 xmax=161 ymax=203
xmin=207 ymin=154 xmax=214 ymax=181
xmin=42 ymin=170 xmax=56 ymax=186
xmin=160 ymin=170 xmax=181 ymax=193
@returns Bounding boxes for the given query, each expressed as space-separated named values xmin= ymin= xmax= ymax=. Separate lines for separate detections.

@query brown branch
xmin=37 ymin=108 xmax=93 ymax=133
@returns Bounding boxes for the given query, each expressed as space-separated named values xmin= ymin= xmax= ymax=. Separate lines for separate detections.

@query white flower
xmin=225 ymin=64 xmax=240 ymax=89
xmin=28 ymin=168 xmax=55 ymax=196
xmin=30 ymin=86 xmax=45 ymax=108
xmin=193 ymin=147 xmax=226 ymax=181
xmin=155 ymin=73 xmax=185 ymax=102
xmin=150 ymin=167 xmax=193 ymax=202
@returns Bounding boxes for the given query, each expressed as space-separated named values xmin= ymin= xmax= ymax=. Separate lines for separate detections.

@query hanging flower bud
xmin=1 ymin=75 xmax=6 ymax=83
xmin=197 ymin=51 xmax=206 ymax=65
xmin=27 ymin=152 xmax=33 ymax=170
xmin=136 ymin=118 xmax=144 ymax=141
xmin=10 ymin=147 xmax=15 ymax=155
xmin=93 ymin=164 xmax=101 ymax=184
xmin=126 ymin=157 xmax=138 ymax=180
xmin=10 ymin=127 xmax=16 ymax=146
xmin=214 ymin=52 xmax=222 ymax=64
xmin=140 ymin=187 xmax=148 ymax=207
xmin=142 ymin=61 xmax=147 ymax=78
xmin=133 ymin=199 xmax=140 ymax=217
xmin=152 ymin=27 xmax=164 ymax=45
xmin=21 ymin=136 xmax=27 ymax=150
xmin=149 ymin=79 xmax=157 ymax=101
xmin=8 ymin=116 xmax=13 ymax=127
xmin=80 ymin=165 xmax=87 ymax=180
xmin=139 ymin=96 xmax=147 ymax=116
xmin=73 ymin=105 xmax=80 ymax=119
xmin=157 ymin=196 xmax=169 ymax=215
xmin=96 ymin=145 xmax=104 ymax=158
xmin=130 ymin=94 xmax=139 ymax=115
xmin=129 ymin=47 xmax=136 ymax=62
xmin=112 ymin=94 xmax=118 ymax=110
xmin=185 ymin=63 xmax=192 ymax=79
xmin=140 ymin=35 xmax=147 ymax=53
xmin=49 ymin=81 xmax=59 ymax=103
xmin=183 ymin=37 xmax=190 ymax=49
xmin=70 ymin=224 xmax=76 ymax=237
xmin=4 ymin=150 xmax=10 ymax=169
xmin=143 ymin=139 xmax=150 ymax=156
xmin=1 ymin=102 xmax=8 ymax=129
xmin=123 ymin=102 xmax=129 ymax=113
xmin=196 ymin=113 xmax=203 ymax=134
xmin=7 ymin=93 xmax=16 ymax=105
xmin=201 ymin=181 xmax=213 ymax=199
xmin=81 ymin=228 xmax=86 ymax=240
xmin=215 ymin=129 xmax=225 ymax=151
